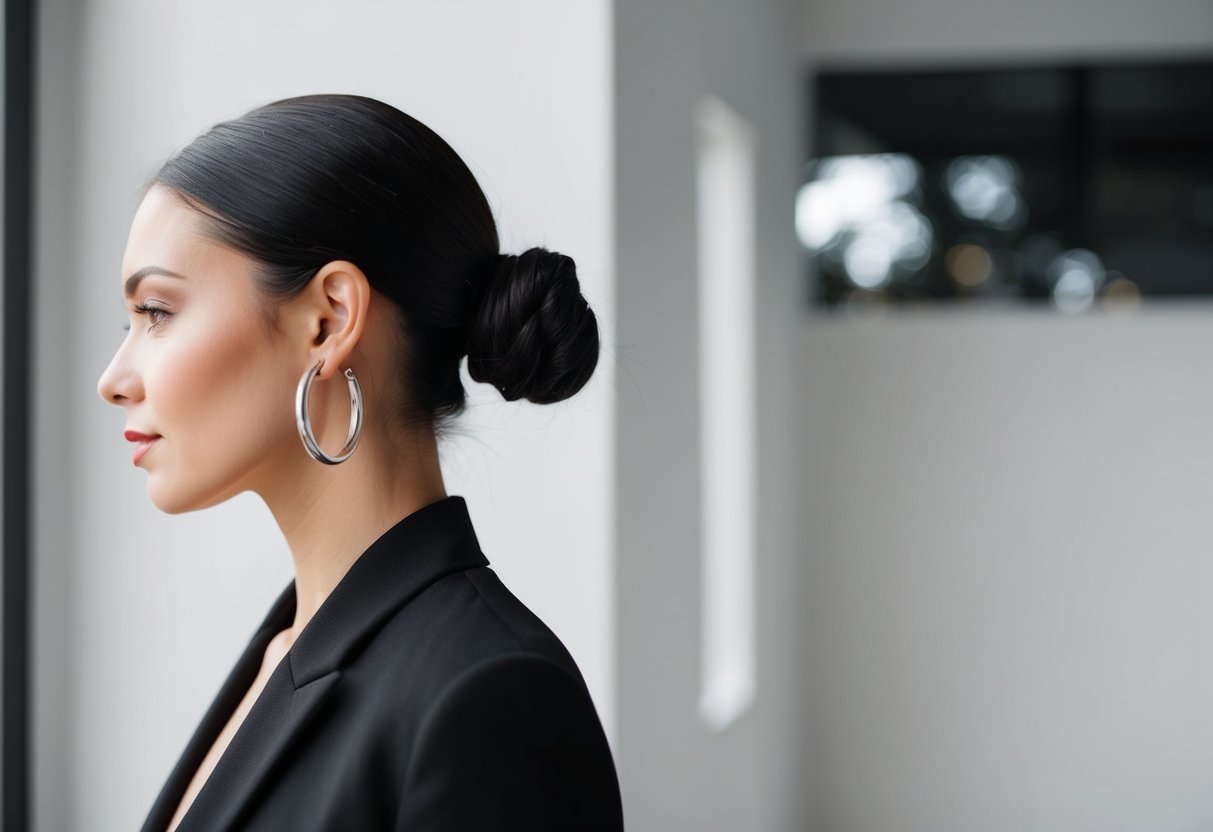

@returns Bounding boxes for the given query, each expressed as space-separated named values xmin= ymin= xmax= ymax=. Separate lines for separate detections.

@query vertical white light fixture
xmin=695 ymin=95 xmax=757 ymax=734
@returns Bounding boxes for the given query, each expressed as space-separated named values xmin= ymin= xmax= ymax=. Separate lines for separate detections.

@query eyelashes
xmin=122 ymin=302 xmax=173 ymax=332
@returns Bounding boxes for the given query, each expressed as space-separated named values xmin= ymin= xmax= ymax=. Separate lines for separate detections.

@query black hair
xmin=150 ymin=94 xmax=599 ymax=436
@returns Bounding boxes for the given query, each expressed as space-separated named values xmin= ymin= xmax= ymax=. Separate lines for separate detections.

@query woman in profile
xmin=97 ymin=95 xmax=623 ymax=831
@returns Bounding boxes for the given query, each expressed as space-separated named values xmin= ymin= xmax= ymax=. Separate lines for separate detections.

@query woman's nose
xmin=97 ymin=348 xmax=140 ymax=405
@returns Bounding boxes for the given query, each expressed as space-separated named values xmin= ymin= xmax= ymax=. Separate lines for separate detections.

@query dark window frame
xmin=4 ymin=0 xmax=35 ymax=828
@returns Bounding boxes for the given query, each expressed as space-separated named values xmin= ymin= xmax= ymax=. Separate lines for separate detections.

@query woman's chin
xmin=147 ymin=484 xmax=192 ymax=515
xmin=146 ymin=475 xmax=206 ymax=515
xmin=148 ymin=473 xmax=247 ymax=515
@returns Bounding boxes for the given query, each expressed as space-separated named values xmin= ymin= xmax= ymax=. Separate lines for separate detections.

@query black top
xmin=140 ymin=495 xmax=624 ymax=831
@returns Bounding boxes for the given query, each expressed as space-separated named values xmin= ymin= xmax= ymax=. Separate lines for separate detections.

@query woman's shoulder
xmin=358 ymin=563 xmax=594 ymax=710
xmin=388 ymin=566 xmax=623 ymax=830
xmin=304 ymin=560 xmax=622 ymax=829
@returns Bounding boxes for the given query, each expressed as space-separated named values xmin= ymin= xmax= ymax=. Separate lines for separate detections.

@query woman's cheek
xmin=156 ymin=342 xmax=216 ymax=423
xmin=151 ymin=323 xmax=238 ymax=443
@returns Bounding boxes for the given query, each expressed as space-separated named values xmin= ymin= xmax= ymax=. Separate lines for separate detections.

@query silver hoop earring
xmin=295 ymin=357 xmax=364 ymax=465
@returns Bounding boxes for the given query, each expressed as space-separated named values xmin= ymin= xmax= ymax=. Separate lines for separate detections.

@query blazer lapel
xmin=176 ymin=665 xmax=342 ymax=832
xmin=139 ymin=584 xmax=295 ymax=832
xmin=158 ymin=496 xmax=488 ymax=832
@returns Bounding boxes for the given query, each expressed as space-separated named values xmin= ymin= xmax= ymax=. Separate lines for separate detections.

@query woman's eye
xmin=123 ymin=302 xmax=173 ymax=332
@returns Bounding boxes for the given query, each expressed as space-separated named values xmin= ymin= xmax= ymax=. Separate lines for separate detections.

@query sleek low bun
xmin=466 ymin=247 xmax=600 ymax=404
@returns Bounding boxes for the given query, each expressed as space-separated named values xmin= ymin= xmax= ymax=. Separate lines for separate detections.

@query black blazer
xmin=140 ymin=495 xmax=624 ymax=831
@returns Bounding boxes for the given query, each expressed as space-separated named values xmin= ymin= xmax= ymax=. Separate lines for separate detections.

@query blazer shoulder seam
xmin=458 ymin=566 xmax=534 ymax=653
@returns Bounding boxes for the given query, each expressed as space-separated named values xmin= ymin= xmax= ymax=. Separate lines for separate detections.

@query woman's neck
xmin=255 ymin=422 xmax=447 ymax=645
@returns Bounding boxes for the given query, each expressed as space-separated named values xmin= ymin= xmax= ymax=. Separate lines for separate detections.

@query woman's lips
xmin=131 ymin=438 xmax=160 ymax=465
xmin=124 ymin=430 xmax=162 ymax=466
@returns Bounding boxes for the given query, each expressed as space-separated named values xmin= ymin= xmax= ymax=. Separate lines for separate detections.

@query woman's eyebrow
xmin=125 ymin=266 xmax=187 ymax=298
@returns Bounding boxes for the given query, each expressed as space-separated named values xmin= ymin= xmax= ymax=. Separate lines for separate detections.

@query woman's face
xmin=97 ymin=184 xmax=301 ymax=513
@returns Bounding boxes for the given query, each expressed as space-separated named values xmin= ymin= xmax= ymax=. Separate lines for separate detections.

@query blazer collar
xmin=144 ymin=495 xmax=488 ymax=832
xmin=284 ymin=493 xmax=489 ymax=687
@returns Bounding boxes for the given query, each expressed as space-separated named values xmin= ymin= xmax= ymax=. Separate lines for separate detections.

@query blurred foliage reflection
xmin=802 ymin=62 xmax=1213 ymax=312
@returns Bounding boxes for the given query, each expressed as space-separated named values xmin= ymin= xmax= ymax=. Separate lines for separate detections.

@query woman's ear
xmin=295 ymin=260 xmax=372 ymax=378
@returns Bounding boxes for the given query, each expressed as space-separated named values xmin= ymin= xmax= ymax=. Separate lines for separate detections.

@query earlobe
xmin=306 ymin=260 xmax=371 ymax=377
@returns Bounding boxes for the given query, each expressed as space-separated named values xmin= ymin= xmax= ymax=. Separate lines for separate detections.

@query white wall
xmin=800 ymin=0 xmax=1213 ymax=828
xmin=802 ymin=307 xmax=1213 ymax=829
xmin=614 ymin=1 xmax=807 ymax=830
xmin=36 ymin=2 xmax=613 ymax=830
xmin=803 ymin=0 xmax=1213 ymax=64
